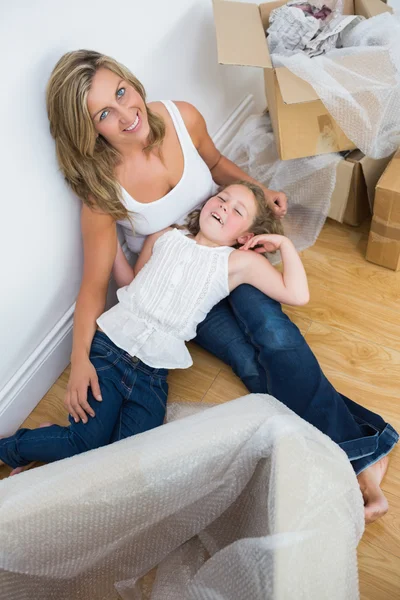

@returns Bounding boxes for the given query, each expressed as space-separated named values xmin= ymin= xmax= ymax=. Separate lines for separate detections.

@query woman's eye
xmin=117 ymin=87 xmax=125 ymax=98
xmin=99 ymin=110 xmax=109 ymax=121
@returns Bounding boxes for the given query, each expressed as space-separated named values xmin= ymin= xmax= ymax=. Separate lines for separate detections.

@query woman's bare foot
xmin=8 ymin=422 xmax=54 ymax=477
xmin=357 ymin=455 xmax=389 ymax=524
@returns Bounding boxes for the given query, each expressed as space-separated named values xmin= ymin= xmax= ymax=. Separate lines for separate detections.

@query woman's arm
xmin=67 ymin=204 xmax=117 ymax=422
xmin=230 ymin=235 xmax=309 ymax=306
xmin=175 ymin=101 xmax=287 ymax=218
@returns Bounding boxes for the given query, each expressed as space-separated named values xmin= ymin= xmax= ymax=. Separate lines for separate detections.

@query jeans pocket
xmin=89 ymin=340 xmax=120 ymax=372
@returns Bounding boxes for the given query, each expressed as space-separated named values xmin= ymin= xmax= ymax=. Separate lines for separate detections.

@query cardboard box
xmin=213 ymin=0 xmax=392 ymax=160
xmin=329 ymin=150 xmax=393 ymax=226
xmin=366 ymin=150 xmax=400 ymax=271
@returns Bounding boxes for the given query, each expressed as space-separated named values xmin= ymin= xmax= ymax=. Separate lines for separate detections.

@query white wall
xmin=0 ymin=0 xmax=265 ymax=432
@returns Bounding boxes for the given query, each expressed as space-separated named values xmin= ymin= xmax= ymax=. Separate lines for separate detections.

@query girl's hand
xmin=239 ymin=234 xmax=287 ymax=254
xmin=64 ymin=357 xmax=102 ymax=423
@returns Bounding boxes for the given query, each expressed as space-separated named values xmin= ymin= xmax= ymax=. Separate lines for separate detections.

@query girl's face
xmin=87 ymin=67 xmax=149 ymax=148
xmin=199 ymin=184 xmax=258 ymax=246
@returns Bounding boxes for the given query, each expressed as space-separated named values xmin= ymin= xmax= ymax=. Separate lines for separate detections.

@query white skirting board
xmin=0 ymin=94 xmax=256 ymax=436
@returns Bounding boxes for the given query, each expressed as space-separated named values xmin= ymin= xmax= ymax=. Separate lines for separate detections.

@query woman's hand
xmin=263 ymin=189 xmax=288 ymax=219
xmin=64 ymin=357 xmax=102 ymax=423
xmin=239 ymin=234 xmax=287 ymax=254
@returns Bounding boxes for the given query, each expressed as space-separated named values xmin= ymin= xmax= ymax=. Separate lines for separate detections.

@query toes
xmin=9 ymin=461 xmax=37 ymax=477
xmin=10 ymin=467 xmax=25 ymax=476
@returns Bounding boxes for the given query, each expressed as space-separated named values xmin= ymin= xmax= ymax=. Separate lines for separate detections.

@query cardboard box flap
xmin=213 ymin=0 xmax=272 ymax=68
xmin=275 ymin=67 xmax=319 ymax=104
xmin=360 ymin=153 xmax=396 ymax=209
xmin=355 ymin=0 xmax=392 ymax=18
xmin=328 ymin=159 xmax=355 ymax=222
xmin=376 ymin=151 xmax=400 ymax=193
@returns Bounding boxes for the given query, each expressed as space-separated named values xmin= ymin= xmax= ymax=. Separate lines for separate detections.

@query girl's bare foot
xmin=357 ymin=455 xmax=389 ymax=524
xmin=8 ymin=422 xmax=54 ymax=477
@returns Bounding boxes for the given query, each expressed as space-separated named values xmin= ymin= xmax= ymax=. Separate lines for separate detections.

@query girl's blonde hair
xmin=46 ymin=49 xmax=165 ymax=221
xmin=184 ymin=180 xmax=284 ymax=255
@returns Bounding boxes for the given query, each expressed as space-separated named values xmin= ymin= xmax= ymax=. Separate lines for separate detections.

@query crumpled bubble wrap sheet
xmin=272 ymin=12 xmax=400 ymax=158
xmin=0 ymin=394 xmax=364 ymax=599
xmin=224 ymin=113 xmax=342 ymax=258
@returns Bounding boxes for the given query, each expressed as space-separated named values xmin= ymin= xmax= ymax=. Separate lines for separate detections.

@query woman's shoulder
xmin=148 ymin=101 xmax=205 ymax=147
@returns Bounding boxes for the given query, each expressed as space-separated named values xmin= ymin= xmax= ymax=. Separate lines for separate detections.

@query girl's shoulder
xmin=228 ymin=247 xmax=266 ymax=274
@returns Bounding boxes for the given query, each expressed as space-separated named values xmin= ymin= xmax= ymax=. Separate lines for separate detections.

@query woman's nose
xmin=119 ymin=107 xmax=133 ymax=125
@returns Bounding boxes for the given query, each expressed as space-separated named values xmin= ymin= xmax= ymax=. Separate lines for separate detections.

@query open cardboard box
xmin=329 ymin=150 xmax=393 ymax=226
xmin=213 ymin=0 xmax=392 ymax=160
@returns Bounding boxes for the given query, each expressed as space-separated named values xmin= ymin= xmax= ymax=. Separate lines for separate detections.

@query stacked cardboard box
xmin=366 ymin=150 xmax=400 ymax=271
xmin=329 ymin=151 xmax=393 ymax=226
xmin=213 ymin=0 xmax=392 ymax=160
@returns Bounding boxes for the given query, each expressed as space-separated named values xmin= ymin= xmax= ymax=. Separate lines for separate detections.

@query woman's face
xmin=199 ymin=184 xmax=258 ymax=246
xmin=87 ymin=67 xmax=149 ymax=148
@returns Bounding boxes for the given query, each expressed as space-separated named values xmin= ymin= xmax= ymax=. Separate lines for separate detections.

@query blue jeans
xmin=0 ymin=333 xmax=168 ymax=469
xmin=195 ymin=285 xmax=398 ymax=474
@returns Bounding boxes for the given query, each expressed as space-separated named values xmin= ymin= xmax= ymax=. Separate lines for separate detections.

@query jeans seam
xmin=150 ymin=377 xmax=168 ymax=410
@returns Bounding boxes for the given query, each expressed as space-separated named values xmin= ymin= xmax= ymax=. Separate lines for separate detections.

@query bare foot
xmin=8 ymin=422 xmax=54 ymax=477
xmin=357 ymin=455 xmax=389 ymax=524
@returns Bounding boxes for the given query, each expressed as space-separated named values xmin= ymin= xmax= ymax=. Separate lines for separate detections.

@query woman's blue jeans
xmin=0 ymin=333 xmax=168 ymax=469
xmin=195 ymin=285 xmax=398 ymax=474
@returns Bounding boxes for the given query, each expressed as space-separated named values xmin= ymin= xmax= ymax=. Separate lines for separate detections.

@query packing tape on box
xmin=370 ymin=218 xmax=400 ymax=241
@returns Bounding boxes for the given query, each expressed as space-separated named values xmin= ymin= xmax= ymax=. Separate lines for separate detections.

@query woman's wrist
xmin=71 ymin=346 xmax=91 ymax=364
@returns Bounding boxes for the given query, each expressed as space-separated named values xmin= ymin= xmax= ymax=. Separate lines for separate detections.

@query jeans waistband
xmin=93 ymin=331 xmax=168 ymax=378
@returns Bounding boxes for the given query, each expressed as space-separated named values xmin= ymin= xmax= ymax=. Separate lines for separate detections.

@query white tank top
xmin=117 ymin=100 xmax=216 ymax=254
xmin=97 ymin=229 xmax=234 ymax=369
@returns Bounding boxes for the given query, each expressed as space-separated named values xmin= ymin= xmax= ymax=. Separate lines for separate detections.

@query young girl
xmin=0 ymin=181 xmax=307 ymax=475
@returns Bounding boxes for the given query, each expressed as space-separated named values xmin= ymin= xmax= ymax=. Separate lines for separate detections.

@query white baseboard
xmin=0 ymin=308 xmax=74 ymax=436
xmin=0 ymin=94 xmax=255 ymax=435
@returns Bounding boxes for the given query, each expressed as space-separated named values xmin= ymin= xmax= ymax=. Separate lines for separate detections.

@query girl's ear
xmin=237 ymin=232 xmax=254 ymax=246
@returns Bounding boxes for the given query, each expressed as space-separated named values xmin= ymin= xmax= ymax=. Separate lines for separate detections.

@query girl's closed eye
xmin=235 ymin=208 xmax=242 ymax=216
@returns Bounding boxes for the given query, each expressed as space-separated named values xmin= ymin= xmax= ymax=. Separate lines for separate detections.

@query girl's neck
xmin=193 ymin=230 xmax=233 ymax=248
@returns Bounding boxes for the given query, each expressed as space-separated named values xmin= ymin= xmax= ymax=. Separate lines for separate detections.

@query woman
xmin=47 ymin=49 xmax=397 ymax=523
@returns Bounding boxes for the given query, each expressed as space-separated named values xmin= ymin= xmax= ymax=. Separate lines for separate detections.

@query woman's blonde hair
xmin=46 ymin=49 xmax=165 ymax=220
xmin=184 ymin=180 xmax=284 ymax=255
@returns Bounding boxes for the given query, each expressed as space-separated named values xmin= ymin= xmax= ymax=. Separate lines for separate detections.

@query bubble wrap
xmin=0 ymin=394 xmax=364 ymax=599
xmin=224 ymin=113 xmax=342 ymax=257
xmin=272 ymin=12 xmax=400 ymax=158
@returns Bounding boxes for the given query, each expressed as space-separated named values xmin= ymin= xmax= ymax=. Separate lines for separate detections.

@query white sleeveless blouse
xmin=117 ymin=100 xmax=216 ymax=254
xmin=97 ymin=229 xmax=234 ymax=369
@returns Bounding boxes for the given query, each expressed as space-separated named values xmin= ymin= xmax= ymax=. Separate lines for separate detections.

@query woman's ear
xmin=237 ymin=232 xmax=254 ymax=246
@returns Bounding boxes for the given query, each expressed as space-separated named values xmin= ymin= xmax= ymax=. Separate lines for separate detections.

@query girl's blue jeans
xmin=0 ymin=332 xmax=168 ymax=469
xmin=194 ymin=284 xmax=398 ymax=474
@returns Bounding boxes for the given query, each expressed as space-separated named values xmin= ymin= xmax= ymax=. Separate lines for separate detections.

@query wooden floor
xmin=1 ymin=217 xmax=399 ymax=598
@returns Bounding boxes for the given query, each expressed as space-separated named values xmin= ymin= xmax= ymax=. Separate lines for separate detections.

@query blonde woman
xmin=46 ymin=50 xmax=397 ymax=523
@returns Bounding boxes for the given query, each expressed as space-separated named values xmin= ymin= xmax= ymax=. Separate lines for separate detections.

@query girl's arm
xmin=113 ymin=240 xmax=134 ymax=288
xmin=113 ymin=227 xmax=173 ymax=287
xmin=230 ymin=235 xmax=309 ymax=306
xmin=175 ymin=101 xmax=287 ymax=218
xmin=133 ymin=227 xmax=172 ymax=276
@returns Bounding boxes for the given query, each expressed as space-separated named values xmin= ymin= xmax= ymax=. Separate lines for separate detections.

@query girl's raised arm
xmin=230 ymin=234 xmax=309 ymax=307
